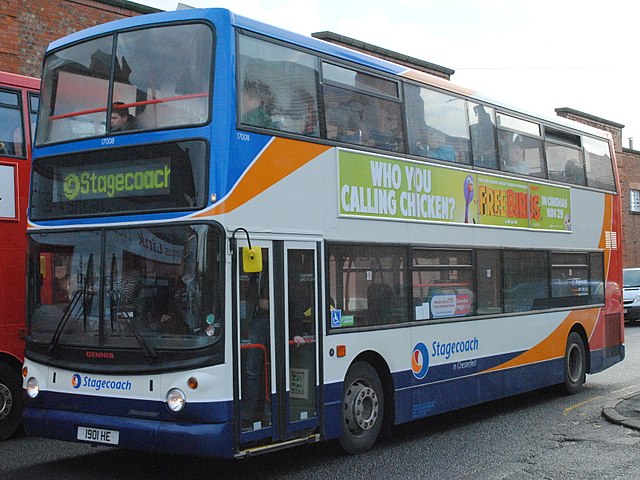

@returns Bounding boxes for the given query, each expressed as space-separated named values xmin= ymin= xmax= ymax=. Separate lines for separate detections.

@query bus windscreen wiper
xmin=49 ymin=255 xmax=95 ymax=354
xmin=120 ymin=313 xmax=157 ymax=359
xmin=48 ymin=289 xmax=87 ymax=354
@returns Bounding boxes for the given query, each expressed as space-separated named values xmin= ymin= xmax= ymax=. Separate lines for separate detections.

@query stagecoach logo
xmin=70 ymin=373 xmax=133 ymax=392
xmin=411 ymin=342 xmax=430 ymax=380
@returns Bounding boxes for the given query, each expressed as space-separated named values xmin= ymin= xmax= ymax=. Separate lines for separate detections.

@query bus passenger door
xmin=236 ymin=240 xmax=320 ymax=447
xmin=237 ymin=242 xmax=274 ymax=438
xmin=281 ymin=242 xmax=320 ymax=437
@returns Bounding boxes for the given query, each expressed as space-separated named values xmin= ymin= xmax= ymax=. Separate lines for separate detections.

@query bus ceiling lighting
xmin=166 ymin=388 xmax=186 ymax=412
xmin=26 ymin=377 xmax=40 ymax=399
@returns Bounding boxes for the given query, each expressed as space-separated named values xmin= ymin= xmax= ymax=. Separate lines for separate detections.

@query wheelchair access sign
xmin=331 ymin=309 xmax=342 ymax=327
xmin=330 ymin=309 xmax=354 ymax=328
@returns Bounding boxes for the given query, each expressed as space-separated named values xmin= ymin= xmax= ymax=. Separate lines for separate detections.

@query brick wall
xmin=617 ymin=147 xmax=640 ymax=267
xmin=0 ymin=0 xmax=159 ymax=78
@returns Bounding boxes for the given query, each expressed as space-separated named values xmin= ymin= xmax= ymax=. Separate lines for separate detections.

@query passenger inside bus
xmin=563 ymin=159 xmax=585 ymax=185
xmin=110 ymin=102 xmax=136 ymax=132
xmin=425 ymin=128 xmax=456 ymax=162
xmin=361 ymin=98 xmax=402 ymax=151
xmin=469 ymin=105 xmax=497 ymax=168
xmin=0 ymin=116 xmax=23 ymax=156
xmin=156 ymin=236 xmax=197 ymax=335
xmin=502 ymin=134 xmax=529 ymax=174
xmin=240 ymin=78 xmax=277 ymax=129
xmin=241 ymin=271 xmax=272 ymax=429
xmin=333 ymin=98 xmax=364 ymax=144
xmin=290 ymin=88 xmax=319 ymax=136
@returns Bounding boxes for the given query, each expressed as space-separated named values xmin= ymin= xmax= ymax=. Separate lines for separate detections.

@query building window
xmin=630 ymin=189 xmax=640 ymax=213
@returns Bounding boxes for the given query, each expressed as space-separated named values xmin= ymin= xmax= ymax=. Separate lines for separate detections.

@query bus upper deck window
xmin=37 ymin=23 xmax=213 ymax=146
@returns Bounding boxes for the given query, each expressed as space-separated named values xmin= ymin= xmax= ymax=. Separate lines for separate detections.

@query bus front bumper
xmin=23 ymin=406 xmax=235 ymax=458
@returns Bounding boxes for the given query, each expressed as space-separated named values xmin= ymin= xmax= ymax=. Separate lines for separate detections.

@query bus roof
xmin=0 ymin=70 xmax=40 ymax=90
xmin=43 ymin=7 xmax=612 ymax=142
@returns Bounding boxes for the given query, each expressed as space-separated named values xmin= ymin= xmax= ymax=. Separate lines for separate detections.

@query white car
xmin=623 ymin=268 xmax=640 ymax=323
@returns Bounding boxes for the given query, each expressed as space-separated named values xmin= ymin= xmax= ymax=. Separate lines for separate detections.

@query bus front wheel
xmin=563 ymin=332 xmax=587 ymax=395
xmin=339 ymin=361 xmax=384 ymax=454
xmin=0 ymin=363 xmax=23 ymax=441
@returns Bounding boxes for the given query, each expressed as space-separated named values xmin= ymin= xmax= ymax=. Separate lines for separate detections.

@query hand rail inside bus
xmin=48 ymin=93 xmax=208 ymax=121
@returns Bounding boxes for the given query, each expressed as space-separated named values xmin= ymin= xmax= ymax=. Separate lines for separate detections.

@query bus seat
xmin=367 ymin=283 xmax=394 ymax=325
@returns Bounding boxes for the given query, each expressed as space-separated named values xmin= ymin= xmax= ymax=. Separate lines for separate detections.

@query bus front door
xmin=236 ymin=240 xmax=320 ymax=448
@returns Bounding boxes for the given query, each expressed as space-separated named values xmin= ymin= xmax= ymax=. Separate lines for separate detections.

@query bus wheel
xmin=563 ymin=332 xmax=586 ymax=395
xmin=0 ymin=363 xmax=23 ymax=441
xmin=339 ymin=361 xmax=384 ymax=454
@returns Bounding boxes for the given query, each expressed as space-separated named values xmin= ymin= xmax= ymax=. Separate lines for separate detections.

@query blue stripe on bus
xmin=322 ymin=355 xmax=565 ymax=440
xmin=25 ymin=390 xmax=231 ymax=424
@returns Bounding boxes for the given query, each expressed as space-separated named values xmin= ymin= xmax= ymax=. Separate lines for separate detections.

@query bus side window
xmin=405 ymin=84 xmax=469 ymax=164
xmin=0 ymin=89 xmax=25 ymax=157
xmin=328 ymin=245 xmax=408 ymax=329
xmin=237 ymin=34 xmax=320 ymax=137
xmin=546 ymin=141 xmax=585 ymax=186
xmin=324 ymin=86 xmax=363 ymax=145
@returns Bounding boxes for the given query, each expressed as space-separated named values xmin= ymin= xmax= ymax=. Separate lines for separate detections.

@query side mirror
xmin=242 ymin=246 xmax=263 ymax=273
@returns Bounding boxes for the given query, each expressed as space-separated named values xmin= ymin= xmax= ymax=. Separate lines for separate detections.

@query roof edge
xmin=555 ymin=107 xmax=625 ymax=129
xmin=312 ymin=31 xmax=454 ymax=77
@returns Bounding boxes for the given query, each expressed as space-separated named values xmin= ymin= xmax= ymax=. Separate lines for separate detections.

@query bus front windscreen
xmin=25 ymin=224 xmax=224 ymax=370
xmin=36 ymin=22 xmax=213 ymax=145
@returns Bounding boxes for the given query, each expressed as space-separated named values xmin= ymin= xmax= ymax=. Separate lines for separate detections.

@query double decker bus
xmin=0 ymin=71 xmax=39 ymax=440
xmin=23 ymin=9 xmax=623 ymax=458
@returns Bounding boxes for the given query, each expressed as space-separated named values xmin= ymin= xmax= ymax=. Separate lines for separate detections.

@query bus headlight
xmin=26 ymin=377 xmax=40 ymax=398
xmin=166 ymin=388 xmax=186 ymax=412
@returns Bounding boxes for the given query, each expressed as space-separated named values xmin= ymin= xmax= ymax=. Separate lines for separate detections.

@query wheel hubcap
xmin=0 ymin=382 xmax=12 ymax=422
xmin=567 ymin=343 xmax=583 ymax=383
xmin=344 ymin=380 xmax=378 ymax=434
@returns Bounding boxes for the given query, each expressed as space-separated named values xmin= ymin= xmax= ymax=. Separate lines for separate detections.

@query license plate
xmin=77 ymin=426 xmax=119 ymax=445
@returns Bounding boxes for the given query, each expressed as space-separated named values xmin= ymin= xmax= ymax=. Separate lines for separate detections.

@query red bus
xmin=0 ymin=71 xmax=39 ymax=440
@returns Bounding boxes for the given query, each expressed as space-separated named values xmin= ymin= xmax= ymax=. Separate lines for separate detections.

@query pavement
xmin=602 ymin=387 xmax=640 ymax=430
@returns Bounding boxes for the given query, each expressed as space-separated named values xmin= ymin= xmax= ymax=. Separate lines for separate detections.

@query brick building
xmin=3 ymin=1 xmax=640 ymax=266
xmin=0 ymin=0 xmax=159 ymax=78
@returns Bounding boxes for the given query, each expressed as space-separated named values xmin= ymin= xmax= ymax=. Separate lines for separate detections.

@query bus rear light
xmin=26 ymin=377 xmax=40 ymax=398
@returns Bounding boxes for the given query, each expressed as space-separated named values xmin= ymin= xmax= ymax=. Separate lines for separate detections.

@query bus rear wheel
xmin=563 ymin=332 xmax=587 ymax=395
xmin=339 ymin=361 xmax=384 ymax=454
xmin=0 ymin=363 xmax=23 ymax=441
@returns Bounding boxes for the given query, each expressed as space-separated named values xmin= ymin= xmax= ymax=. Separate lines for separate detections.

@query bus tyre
xmin=339 ymin=362 xmax=384 ymax=454
xmin=563 ymin=332 xmax=587 ymax=395
xmin=0 ymin=363 xmax=23 ymax=441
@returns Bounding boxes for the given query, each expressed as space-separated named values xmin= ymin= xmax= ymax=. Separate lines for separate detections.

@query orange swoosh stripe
xmin=195 ymin=138 xmax=331 ymax=217
xmin=483 ymin=309 xmax=599 ymax=373
xmin=600 ymin=194 xmax=612 ymax=277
